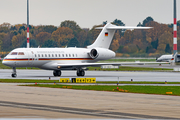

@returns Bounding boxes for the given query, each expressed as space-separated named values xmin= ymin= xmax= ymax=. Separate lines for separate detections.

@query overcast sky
xmin=0 ymin=0 xmax=179 ymax=29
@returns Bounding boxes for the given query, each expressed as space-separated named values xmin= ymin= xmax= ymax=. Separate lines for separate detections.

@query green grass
xmin=97 ymin=81 xmax=180 ymax=84
xmin=88 ymin=66 xmax=173 ymax=71
xmin=23 ymin=84 xmax=180 ymax=96
xmin=0 ymin=79 xmax=59 ymax=83
xmin=1 ymin=79 xmax=180 ymax=84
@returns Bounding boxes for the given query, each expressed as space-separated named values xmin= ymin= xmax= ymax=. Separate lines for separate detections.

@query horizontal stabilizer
xmin=96 ymin=26 xmax=152 ymax=30
xmin=107 ymin=26 xmax=152 ymax=30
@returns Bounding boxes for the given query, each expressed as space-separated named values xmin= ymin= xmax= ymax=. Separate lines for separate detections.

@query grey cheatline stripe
xmin=0 ymin=101 xmax=177 ymax=119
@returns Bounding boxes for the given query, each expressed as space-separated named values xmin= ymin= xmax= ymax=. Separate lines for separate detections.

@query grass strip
xmin=0 ymin=79 xmax=59 ymax=83
xmin=1 ymin=79 xmax=180 ymax=84
xmin=96 ymin=81 xmax=180 ymax=84
xmin=22 ymin=84 xmax=180 ymax=96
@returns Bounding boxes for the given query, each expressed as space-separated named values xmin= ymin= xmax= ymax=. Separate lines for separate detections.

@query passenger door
xmin=27 ymin=51 xmax=33 ymax=66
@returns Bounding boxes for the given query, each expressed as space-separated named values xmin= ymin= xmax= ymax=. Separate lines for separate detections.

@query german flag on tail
xmin=105 ymin=32 xmax=108 ymax=36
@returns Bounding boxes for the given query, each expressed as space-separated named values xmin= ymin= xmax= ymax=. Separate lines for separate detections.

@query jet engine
xmin=89 ymin=48 xmax=115 ymax=60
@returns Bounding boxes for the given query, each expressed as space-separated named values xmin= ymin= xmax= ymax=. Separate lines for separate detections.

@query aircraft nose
xmin=156 ymin=58 xmax=160 ymax=62
xmin=2 ymin=60 xmax=7 ymax=65
xmin=2 ymin=59 xmax=11 ymax=66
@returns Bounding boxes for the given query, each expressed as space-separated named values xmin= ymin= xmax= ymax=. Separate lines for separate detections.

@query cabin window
xmin=38 ymin=54 xmax=40 ymax=57
xmin=66 ymin=54 xmax=68 ymax=57
xmin=52 ymin=54 xmax=54 ymax=57
xmin=59 ymin=54 xmax=60 ymax=57
xmin=76 ymin=54 xmax=77 ymax=57
xmin=62 ymin=54 xmax=64 ymax=57
xmin=42 ymin=54 xmax=44 ymax=57
xmin=18 ymin=52 xmax=24 ymax=55
xmin=69 ymin=54 xmax=71 ymax=57
xmin=55 ymin=54 xmax=57 ymax=57
xmin=72 ymin=54 xmax=74 ymax=57
xmin=35 ymin=54 xmax=37 ymax=57
xmin=45 ymin=54 xmax=47 ymax=57
xmin=11 ymin=52 xmax=18 ymax=55
xmin=49 ymin=54 xmax=50 ymax=57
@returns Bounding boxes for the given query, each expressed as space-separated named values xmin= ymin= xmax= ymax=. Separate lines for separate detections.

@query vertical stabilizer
xmin=173 ymin=0 xmax=177 ymax=55
xmin=27 ymin=0 xmax=30 ymax=48
xmin=87 ymin=23 xmax=116 ymax=49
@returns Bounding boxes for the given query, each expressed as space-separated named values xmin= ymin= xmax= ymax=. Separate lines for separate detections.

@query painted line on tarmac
xmin=0 ymin=101 xmax=177 ymax=119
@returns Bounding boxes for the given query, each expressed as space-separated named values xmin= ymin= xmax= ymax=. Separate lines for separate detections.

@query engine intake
xmin=90 ymin=49 xmax=99 ymax=59
xmin=89 ymin=48 xmax=115 ymax=60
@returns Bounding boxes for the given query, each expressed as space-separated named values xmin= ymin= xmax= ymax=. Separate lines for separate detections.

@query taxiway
xmin=0 ymin=69 xmax=180 ymax=82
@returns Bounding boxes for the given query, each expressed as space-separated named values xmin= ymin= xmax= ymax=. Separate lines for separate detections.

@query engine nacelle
xmin=89 ymin=48 xmax=115 ymax=60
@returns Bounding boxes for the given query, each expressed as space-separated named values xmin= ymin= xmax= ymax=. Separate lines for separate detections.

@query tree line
xmin=0 ymin=17 xmax=180 ymax=57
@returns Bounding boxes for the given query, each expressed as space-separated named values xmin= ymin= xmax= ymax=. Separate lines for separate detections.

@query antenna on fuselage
xmin=27 ymin=0 xmax=30 ymax=48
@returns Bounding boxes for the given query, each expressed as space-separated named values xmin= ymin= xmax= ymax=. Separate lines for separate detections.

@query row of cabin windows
xmin=34 ymin=54 xmax=78 ymax=58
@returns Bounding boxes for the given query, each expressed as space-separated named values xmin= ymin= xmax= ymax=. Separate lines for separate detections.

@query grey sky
xmin=0 ymin=0 xmax=179 ymax=29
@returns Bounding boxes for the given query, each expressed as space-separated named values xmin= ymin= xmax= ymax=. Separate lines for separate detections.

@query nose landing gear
xmin=12 ymin=67 xmax=17 ymax=77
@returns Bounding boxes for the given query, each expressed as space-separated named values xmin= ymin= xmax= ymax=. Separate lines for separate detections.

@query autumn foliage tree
xmin=0 ymin=17 xmax=179 ymax=57
xmin=36 ymin=32 xmax=51 ymax=45
xmin=51 ymin=27 xmax=74 ymax=47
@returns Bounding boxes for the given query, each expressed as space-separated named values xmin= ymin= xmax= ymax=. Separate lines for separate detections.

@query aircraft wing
xmin=57 ymin=62 xmax=169 ymax=68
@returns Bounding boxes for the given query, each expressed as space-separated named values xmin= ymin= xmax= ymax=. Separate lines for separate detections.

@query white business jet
xmin=2 ymin=23 xmax=151 ymax=77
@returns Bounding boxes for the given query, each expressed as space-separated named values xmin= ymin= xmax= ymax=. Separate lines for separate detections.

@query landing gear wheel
xmin=57 ymin=71 xmax=61 ymax=76
xmin=12 ymin=74 xmax=17 ymax=77
xmin=12 ymin=67 xmax=17 ymax=78
xmin=53 ymin=70 xmax=61 ymax=76
xmin=77 ymin=69 xmax=85 ymax=76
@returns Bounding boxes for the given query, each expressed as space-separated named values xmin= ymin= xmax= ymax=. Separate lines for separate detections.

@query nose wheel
xmin=12 ymin=67 xmax=17 ymax=77
xmin=12 ymin=73 xmax=17 ymax=77
xmin=77 ymin=69 xmax=85 ymax=76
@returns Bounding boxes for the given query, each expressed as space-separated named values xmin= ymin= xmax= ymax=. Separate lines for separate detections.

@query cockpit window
xmin=18 ymin=52 xmax=24 ymax=55
xmin=11 ymin=52 xmax=18 ymax=55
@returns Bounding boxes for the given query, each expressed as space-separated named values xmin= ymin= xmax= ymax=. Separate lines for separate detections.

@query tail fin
xmin=87 ymin=23 xmax=152 ymax=49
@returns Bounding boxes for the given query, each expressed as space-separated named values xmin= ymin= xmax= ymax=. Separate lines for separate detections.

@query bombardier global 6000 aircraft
xmin=2 ymin=23 xmax=151 ymax=77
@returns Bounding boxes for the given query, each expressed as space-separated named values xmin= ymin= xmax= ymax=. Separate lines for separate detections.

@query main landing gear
xmin=12 ymin=67 xmax=17 ymax=77
xmin=53 ymin=70 xmax=61 ymax=76
xmin=77 ymin=69 xmax=85 ymax=76
xmin=53 ymin=69 xmax=85 ymax=77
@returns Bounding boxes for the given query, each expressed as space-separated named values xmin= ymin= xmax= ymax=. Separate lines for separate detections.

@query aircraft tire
xmin=57 ymin=70 xmax=61 ymax=76
xmin=80 ymin=70 xmax=85 ymax=76
xmin=77 ymin=69 xmax=85 ymax=76
xmin=12 ymin=74 xmax=17 ymax=77
xmin=77 ymin=72 xmax=80 ymax=76
xmin=53 ymin=71 xmax=57 ymax=76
